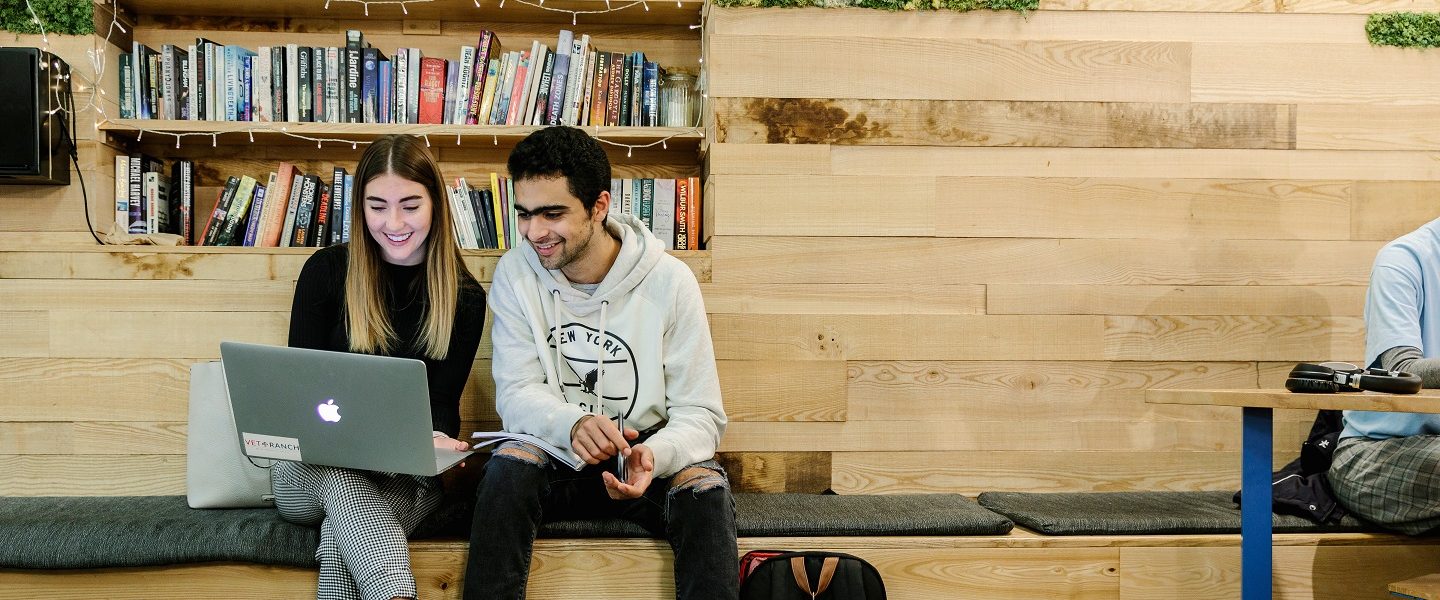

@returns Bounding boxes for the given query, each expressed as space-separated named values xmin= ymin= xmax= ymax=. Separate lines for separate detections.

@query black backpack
xmin=1232 ymin=409 xmax=1350 ymax=524
xmin=739 ymin=550 xmax=886 ymax=600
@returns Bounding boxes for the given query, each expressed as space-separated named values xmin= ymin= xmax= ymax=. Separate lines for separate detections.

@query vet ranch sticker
xmin=242 ymin=433 xmax=302 ymax=461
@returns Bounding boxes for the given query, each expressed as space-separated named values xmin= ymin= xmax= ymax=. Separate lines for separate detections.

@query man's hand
xmin=602 ymin=443 xmax=654 ymax=499
xmin=571 ymin=414 xmax=637 ymax=464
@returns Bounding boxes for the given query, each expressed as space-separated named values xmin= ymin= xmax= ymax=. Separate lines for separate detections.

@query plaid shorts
xmin=1328 ymin=435 xmax=1440 ymax=535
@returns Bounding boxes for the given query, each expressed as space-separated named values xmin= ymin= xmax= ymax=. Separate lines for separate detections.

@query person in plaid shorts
xmin=274 ymin=134 xmax=486 ymax=599
xmin=1329 ymin=218 xmax=1440 ymax=534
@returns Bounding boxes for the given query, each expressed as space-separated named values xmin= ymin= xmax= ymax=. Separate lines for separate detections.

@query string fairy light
xmin=99 ymin=120 xmax=704 ymax=155
xmin=321 ymin=0 xmax=694 ymax=22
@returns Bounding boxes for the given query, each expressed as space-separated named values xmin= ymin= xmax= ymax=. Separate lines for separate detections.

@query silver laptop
xmin=219 ymin=341 xmax=471 ymax=476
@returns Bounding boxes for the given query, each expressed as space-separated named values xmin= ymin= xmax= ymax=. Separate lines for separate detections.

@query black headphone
xmin=1285 ymin=362 xmax=1422 ymax=395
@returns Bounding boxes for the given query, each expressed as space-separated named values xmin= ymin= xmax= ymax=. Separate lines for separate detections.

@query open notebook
xmin=470 ymin=431 xmax=583 ymax=471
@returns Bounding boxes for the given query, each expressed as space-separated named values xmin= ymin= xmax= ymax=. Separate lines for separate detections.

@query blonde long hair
xmin=345 ymin=134 xmax=470 ymax=359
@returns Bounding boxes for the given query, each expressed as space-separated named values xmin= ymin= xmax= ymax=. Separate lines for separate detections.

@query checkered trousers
xmin=1328 ymin=435 xmax=1440 ymax=535
xmin=271 ymin=462 xmax=444 ymax=600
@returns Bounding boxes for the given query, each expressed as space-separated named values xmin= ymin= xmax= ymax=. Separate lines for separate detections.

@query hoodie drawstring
xmin=553 ymin=290 xmax=611 ymax=419
xmin=596 ymin=300 xmax=609 ymax=413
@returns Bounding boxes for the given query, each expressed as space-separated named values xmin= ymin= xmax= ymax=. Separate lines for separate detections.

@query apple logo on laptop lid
xmin=317 ymin=399 xmax=342 ymax=423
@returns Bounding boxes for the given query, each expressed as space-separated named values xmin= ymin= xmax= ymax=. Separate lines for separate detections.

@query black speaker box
xmin=0 ymin=47 xmax=71 ymax=185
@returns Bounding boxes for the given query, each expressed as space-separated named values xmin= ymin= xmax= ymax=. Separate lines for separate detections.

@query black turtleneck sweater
xmin=287 ymin=244 xmax=485 ymax=438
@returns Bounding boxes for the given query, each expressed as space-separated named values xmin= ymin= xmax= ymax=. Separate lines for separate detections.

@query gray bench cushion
xmin=0 ymin=496 xmax=318 ymax=569
xmin=737 ymin=493 xmax=1012 ymax=536
xmin=977 ymin=491 xmax=1378 ymax=536
xmin=418 ymin=492 xmax=1013 ymax=538
xmin=2 ymin=493 xmax=1010 ymax=569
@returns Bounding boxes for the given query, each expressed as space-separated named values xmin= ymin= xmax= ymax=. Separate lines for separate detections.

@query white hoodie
xmin=488 ymin=212 xmax=726 ymax=478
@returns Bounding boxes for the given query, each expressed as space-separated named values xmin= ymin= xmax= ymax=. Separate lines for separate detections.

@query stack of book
xmin=192 ymin=163 xmax=355 ymax=248
xmin=114 ymin=155 xmax=194 ymax=242
xmin=119 ymin=29 xmax=680 ymax=127
xmin=447 ymin=176 xmax=701 ymax=251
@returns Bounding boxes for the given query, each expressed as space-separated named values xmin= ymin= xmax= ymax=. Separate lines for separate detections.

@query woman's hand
xmin=434 ymin=434 xmax=471 ymax=468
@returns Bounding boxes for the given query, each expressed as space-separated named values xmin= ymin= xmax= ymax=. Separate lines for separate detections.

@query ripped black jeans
xmin=462 ymin=440 xmax=739 ymax=600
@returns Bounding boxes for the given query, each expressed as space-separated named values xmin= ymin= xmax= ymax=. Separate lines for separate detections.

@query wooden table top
xmin=1146 ymin=388 xmax=1440 ymax=413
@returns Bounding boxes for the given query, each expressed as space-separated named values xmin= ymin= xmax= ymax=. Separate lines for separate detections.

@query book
xmin=378 ymin=59 xmax=392 ymax=124
xmin=417 ymin=56 xmax=446 ymax=125
xmin=118 ymin=53 xmax=134 ymax=119
xmin=489 ymin=171 xmax=507 ymax=249
xmin=259 ymin=163 xmax=296 ymax=247
xmin=192 ymin=38 xmax=216 ymax=120
xmin=180 ymin=50 xmax=193 ymax=119
xmin=312 ymin=183 xmax=331 ymax=247
xmin=325 ymin=47 xmax=341 ymax=124
xmin=312 ymin=47 xmax=326 ymax=122
xmin=406 ymin=47 xmax=421 ymax=124
xmin=341 ymin=173 xmax=354 ymax=243
xmin=171 ymin=160 xmax=195 ymax=244
xmin=652 ymin=178 xmax=675 ymax=250
xmin=270 ymin=46 xmax=286 ymax=122
xmin=640 ymin=177 xmax=654 ymax=231
xmin=466 ymin=30 xmax=500 ymax=125
xmin=143 ymin=171 xmax=169 ymax=234
xmin=688 ymin=176 xmax=702 ymax=250
xmin=331 ymin=167 xmax=348 ymax=246
xmin=127 ymin=154 xmax=161 ymax=233
xmin=362 ymin=47 xmax=382 ymax=123
xmin=454 ymin=45 xmax=475 ymax=125
xmin=566 ymin=36 xmax=591 ymax=126
xmin=253 ymin=47 xmax=272 ymax=122
xmin=629 ymin=51 xmax=644 ymax=126
xmin=469 ymin=431 xmax=582 ymax=471
xmin=443 ymin=58 xmax=459 ymax=125
xmin=605 ymin=52 xmax=623 ymax=127
xmin=113 ymin=156 xmax=129 ymax=229
xmin=344 ymin=30 xmax=363 ymax=123
xmin=242 ymin=183 xmax=268 ymax=246
xmin=291 ymin=174 xmax=320 ymax=247
xmin=590 ymin=50 xmax=610 ymax=127
xmin=674 ymin=176 xmax=689 ymax=250
xmin=297 ymin=45 xmax=312 ymax=122
xmin=530 ymin=46 xmax=556 ymax=126
xmin=544 ymin=30 xmax=573 ymax=126
xmin=642 ymin=61 xmax=659 ymax=127
xmin=393 ymin=47 xmax=408 ymax=124
xmin=476 ymin=57 xmax=500 ymax=126
xmin=280 ymin=172 xmax=306 ymax=247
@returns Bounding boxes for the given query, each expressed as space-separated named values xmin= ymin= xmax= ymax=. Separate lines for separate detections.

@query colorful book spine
xmin=417 ymin=56 xmax=446 ymax=125
xmin=466 ymin=30 xmax=499 ymax=124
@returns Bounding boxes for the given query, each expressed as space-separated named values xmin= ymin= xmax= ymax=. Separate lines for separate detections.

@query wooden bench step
xmin=1392 ymin=574 xmax=1440 ymax=600
xmin=5 ymin=533 xmax=1440 ymax=599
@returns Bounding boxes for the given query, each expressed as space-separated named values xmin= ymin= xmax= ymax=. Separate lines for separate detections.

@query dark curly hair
xmin=507 ymin=126 xmax=612 ymax=214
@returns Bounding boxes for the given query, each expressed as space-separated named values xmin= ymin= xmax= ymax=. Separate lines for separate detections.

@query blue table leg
xmin=1242 ymin=406 xmax=1273 ymax=600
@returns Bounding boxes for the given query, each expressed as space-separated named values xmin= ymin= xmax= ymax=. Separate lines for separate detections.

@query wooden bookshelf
xmin=98 ymin=0 xmax=708 ymax=249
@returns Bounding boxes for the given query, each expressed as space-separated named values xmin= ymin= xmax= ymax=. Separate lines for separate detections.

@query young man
xmin=1328 ymin=217 xmax=1440 ymax=534
xmin=463 ymin=126 xmax=737 ymax=600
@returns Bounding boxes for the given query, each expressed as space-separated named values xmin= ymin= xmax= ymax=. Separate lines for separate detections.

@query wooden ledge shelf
xmin=99 ymin=120 xmax=705 ymax=150
xmin=115 ymin=0 xmax=705 ymax=25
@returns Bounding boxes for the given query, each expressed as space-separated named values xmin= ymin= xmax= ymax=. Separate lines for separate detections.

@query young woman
xmin=274 ymin=134 xmax=485 ymax=600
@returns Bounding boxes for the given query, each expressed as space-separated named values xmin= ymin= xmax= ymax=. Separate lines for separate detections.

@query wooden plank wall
xmin=5 ymin=3 xmax=1440 ymax=500
xmin=704 ymin=3 xmax=1440 ymax=496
